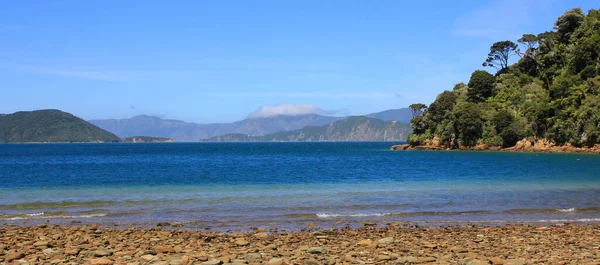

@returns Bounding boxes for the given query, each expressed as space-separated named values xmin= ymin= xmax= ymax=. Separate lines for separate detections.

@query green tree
xmin=453 ymin=101 xmax=484 ymax=146
xmin=554 ymin=8 xmax=585 ymax=43
xmin=467 ymin=70 xmax=495 ymax=103
xmin=427 ymin=91 xmax=457 ymax=124
xmin=483 ymin=41 xmax=518 ymax=73
xmin=409 ymin=103 xmax=427 ymax=118
xmin=518 ymin=34 xmax=539 ymax=51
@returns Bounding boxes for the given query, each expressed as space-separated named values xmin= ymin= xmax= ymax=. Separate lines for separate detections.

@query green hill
xmin=0 ymin=109 xmax=121 ymax=143
xmin=407 ymin=8 xmax=600 ymax=149
xmin=202 ymin=116 xmax=411 ymax=142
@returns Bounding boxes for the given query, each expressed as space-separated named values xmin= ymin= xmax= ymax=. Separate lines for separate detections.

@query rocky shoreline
xmin=391 ymin=138 xmax=600 ymax=154
xmin=1 ymin=223 xmax=599 ymax=265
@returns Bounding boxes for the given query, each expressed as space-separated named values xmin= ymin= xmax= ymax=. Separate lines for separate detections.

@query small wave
xmin=557 ymin=208 xmax=576 ymax=213
xmin=316 ymin=210 xmax=493 ymax=218
xmin=541 ymin=218 xmax=600 ymax=223
xmin=317 ymin=213 xmax=389 ymax=218
xmin=26 ymin=212 xmax=45 ymax=217
xmin=0 ymin=212 xmax=106 ymax=221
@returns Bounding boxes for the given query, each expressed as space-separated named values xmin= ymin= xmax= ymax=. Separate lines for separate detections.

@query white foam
xmin=26 ymin=212 xmax=45 ymax=217
xmin=1 ymin=213 xmax=106 ymax=221
xmin=557 ymin=208 xmax=576 ymax=213
xmin=543 ymin=218 xmax=600 ymax=223
xmin=317 ymin=213 xmax=388 ymax=218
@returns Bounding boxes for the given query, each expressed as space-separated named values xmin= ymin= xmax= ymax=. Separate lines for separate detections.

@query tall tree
xmin=554 ymin=8 xmax=585 ymax=43
xmin=483 ymin=41 xmax=518 ymax=72
xmin=467 ymin=70 xmax=496 ymax=103
xmin=409 ymin=103 xmax=427 ymax=118
xmin=518 ymin=34 xmax=539 ymax=51
xmin=517 ymin=34 xmax=541 ymax=75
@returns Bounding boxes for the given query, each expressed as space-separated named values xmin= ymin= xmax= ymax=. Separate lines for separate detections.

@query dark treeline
xmin=408 ymin=8 xmax=600 ymax=148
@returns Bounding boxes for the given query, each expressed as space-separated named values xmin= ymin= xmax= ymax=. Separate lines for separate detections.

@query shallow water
xmin=1 ymin=142 xmax=599 ymax=230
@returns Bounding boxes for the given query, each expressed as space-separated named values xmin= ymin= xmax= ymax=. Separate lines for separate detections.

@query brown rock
xmin=489 ymin=257 xmax=505 ymax=264
xmin=141 ymin=254 xmax=157 ymax=262
xmin=64 ymin=247 xmax=81 ymax=255
xmin=417 ymin=257 xmax=437 ymax=263
xmin=267 ymin=258 xmax=284 ymax=265
xmin=378 ymin=237 xmax=394 ymax=245
xmin=155 ymin=246 xmax=176 ymax=254
xmin=5 ymin=250 xmax=25 ymax=262
xmin=181 ymin=255 xmax=191 ymax=265
xmin=90 ymin=258 xmax=114 ymax=265
xmin=219 ymin=256 xmax=231 ymax=263
xmin=505 ymin=259 xmax=526 ymax=265
xmin=467 ymin=260 xmax=490 ymax=265
xmin=357 ymin=239 xmax=373 ymax=246
xmin=254 ymin=232 xmax=269 ymax=239
xmin=235 ymin=238 xmax=249 ymax=246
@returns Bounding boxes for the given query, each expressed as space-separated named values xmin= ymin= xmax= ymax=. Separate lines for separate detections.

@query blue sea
xmin=1 ymin=142 xmax=600 ymax=231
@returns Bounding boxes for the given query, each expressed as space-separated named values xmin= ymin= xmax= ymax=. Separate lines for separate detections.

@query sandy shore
xmin=1 ymin=223 xmax=599 ymax=265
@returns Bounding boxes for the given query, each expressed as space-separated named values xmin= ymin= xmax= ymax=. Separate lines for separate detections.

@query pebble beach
xmin=1 ymin=222 xmax=599 ymax=265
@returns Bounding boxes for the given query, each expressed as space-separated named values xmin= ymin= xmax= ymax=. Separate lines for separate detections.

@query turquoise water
xmin=1 ymin=142 xmax=600 ymax=230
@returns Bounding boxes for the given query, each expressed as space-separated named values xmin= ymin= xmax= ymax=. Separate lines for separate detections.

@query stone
xmin=43 ymin=248 xmax=55 ymax=254
xmin=505 ymin=259 xmax=526 ymax=265
xmin=94 ymin=247 xmax=113 ymax=257
xmin=5 ymin=250 xmax=25 ymax=262
xmin=202 ymin=261 xmax=223 ymax=265
xmin=155 ymin=246 xmax=176 ymax=254
xmin=451 ymin=247 xmax=468 ymax=253
xmin=245 ymin=253 xmax=262 ymax=263
xmin=152 ymin=262 xmax=169 ymax=265
xmin=267 ymin=257 xmax=284 ymax=265
xmin=363 ymin=221 xmax=377 ymax=226
xmin=218 ymin=256 xmax=230 ymax=263
xmin=141 ymin=254 xmax=157 ymax=262
xmin=33 ymin=241 xmax=50 ymax=247
xmin=378 ymin=237 xmax=394 ymax=245
xmin=90 ymin=258 xmax=114 ymax=265
xmin=417 ymin=257 xmax=437 ymax=263
xmin=302 ymin=259 xmax=321 ymax=265
xmin=180 ymin=255 xmax=191 ymax=265
xmin=64 ymin=247 xmax=81 ymax=255
xmin=254 ymin=232 xmax=269 ymax=239
xmin=467 ymin=260 xmax=490 ymax=265
xmin=235 ymin=238 xmax=249 ymax=246
xmin=357 ymin=239 xmax=373 ymax=246
xmin=15 ymin=259 xmax=30 ymax=265
xmin=306 ymin=247 xmax=326 ymax=254
xmin=377 ymin=255 xmax=393 ymax=261
xmin=489 ymin=257 xmax=505 ymax=264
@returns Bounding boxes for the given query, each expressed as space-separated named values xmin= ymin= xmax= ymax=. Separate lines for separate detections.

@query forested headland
xmin=404 ymin=8 xmax=600 ymax=152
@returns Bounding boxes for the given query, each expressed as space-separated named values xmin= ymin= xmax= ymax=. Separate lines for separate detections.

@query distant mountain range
xmin=202 ymin=116 xmax=411 ymax=142
xmin=0 ymin=110 xmax=120 ymax=143
xmin=89 ymin=108 xmax=411 ymax=142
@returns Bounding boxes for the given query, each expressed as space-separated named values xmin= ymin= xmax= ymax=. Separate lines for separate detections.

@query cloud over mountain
xmin=248 ymin=104 xmax=328 ymax=118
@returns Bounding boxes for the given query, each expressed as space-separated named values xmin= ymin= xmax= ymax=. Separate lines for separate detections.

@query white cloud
xmin=248 ymin=104 xmax=328 ymax=118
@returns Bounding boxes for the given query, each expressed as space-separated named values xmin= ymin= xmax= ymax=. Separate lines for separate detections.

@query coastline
xmin=1 ymin=223 xmax=598 ymax=264
xmin=391 ymin=139 xmax=600 ymax=154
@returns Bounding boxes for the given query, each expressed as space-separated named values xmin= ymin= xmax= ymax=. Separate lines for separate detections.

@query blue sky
xmin=1 ymin=0 xmax=598 ymax=123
